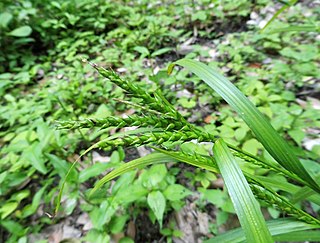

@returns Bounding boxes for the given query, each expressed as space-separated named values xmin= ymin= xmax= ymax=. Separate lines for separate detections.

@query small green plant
xmin=57 ymin=58 xmax=320 ymax=242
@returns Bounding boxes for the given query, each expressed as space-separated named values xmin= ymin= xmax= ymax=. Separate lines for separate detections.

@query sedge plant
xmin=56 ymin=59 xmax=320 ymax=242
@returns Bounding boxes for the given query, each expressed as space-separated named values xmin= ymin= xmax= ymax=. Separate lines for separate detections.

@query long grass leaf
xmin=154 ymin=148 xmax=320 ymax=223
xmin=213 ymin=139 xmax=273 ymax=243
xmin=292 ymin=175 xmax=320 ymax=205
xmin=204 ymin=218 xmax=320 ymax=243
xmin=90 ymin=152 xmax=177 ymax=196
xmin=266 ymin=25 xmax=318 ymax=34
xmin=255 ymin=175 xmax=320 ymax=205
xmin=260 ymin=0 xmax=298 ymax=32
xmin=55 ymin=127 xmax=162 ymax=215
xmin=152 ymin=146 xmax=218 ymax=173
xmin=173 ymin=58 xmax=320 ymax=193
xmin=273 ymin=230 xmax=320 ymax=241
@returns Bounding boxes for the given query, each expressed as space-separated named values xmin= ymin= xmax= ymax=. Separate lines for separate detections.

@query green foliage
xmin=56 ymin=56 xmax=319 ymax=242
xmin=204 ymin=218 xmax=320 ymax=243
xmin=1 ymin=0 xmax=320 ymax=242
xmin=213 ymin=139 xmax=273 ymax=242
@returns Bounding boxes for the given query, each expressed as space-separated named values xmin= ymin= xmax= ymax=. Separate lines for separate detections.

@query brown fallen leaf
xmin=126 ymin=220 xmax=136 ymax=240
xmin=204 ymin=115 xmax=213 ymax=124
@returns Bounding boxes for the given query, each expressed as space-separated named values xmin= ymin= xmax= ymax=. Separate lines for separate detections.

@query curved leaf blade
xmin=204 ymin=218 xmax=320 ymax=243
xmin=174 ymin=58 xmax=319 ymax=192
xmin=55 ymin=127 xmax=162 ymax=215
xmin=266 ymin=25 xmax=318 ymax=34
xmin=90 ymin=152 xmax=177 ymax=196
xmin=213 ymin=139 xmax=273 ymax=243
xmin=273 ymin=230 xmax=320 ymax=242
xmin=260 ymin=0 xmax=298 ymax=32
xmin=152 ymin=146 xmax=218 ymax=173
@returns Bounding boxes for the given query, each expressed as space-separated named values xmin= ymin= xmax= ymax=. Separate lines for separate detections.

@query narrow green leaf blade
xmin=55 ymin=127 xmax=162 ymax=215
xmin=90 ymin=152 xmax=176 ymax=196
xmin=213 ymin=139 xmax=273 ymax=243
xmin=254 ymin=175 xmax=320 ymax=205
xmin=174 ymin=58 xmax=319 ymax=192
xmin=152 ymin=146 xmax=218 ymax=173
xmin=204 ymin=218 xmax=320 ymax=243
xmin=266 ymin=25 xmax=318 ymax=34
xmin=292 ymin=174 xmax=320 ymax=204
xmin=260 ymin=0 xmax=298 ymax=32
xmin=273 ymin=230 xmax=320 ymax=242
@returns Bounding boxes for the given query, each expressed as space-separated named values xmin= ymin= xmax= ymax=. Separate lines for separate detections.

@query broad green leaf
xmin=216 ymin=211 xmax=229 ymax=226
xmin=114 ymin=184 xmax=148 ymax=204
xmin=46 ymin=153 xmax=77 ymax=180
xmin=90 ymin=201 xmax=116 ymax=230
xmin=36 ymin=121 xmax=54 ymax=150
xmin=200 ymin=189 xmax=226 ymax=208
xmin=8 ymin=26 xmax=32 ymax=37
xmin=267 ymin=207 xmax=280 ymax=219
xmin=192 ymin=10 xmax=207 ymax=21
xmin=109 ymin=215 xmax=129 ymax=234
xmin=22 ymin=184 xmax=49 ymax=218
xmin=12 ymin=190 xmax=30 ymax=201
xmin=0 ymin=12 xmax=12 ymax=28
xmin=0 ymin=171 xmax=8 ymax=184
xmin=90 ymin=152 xmax=176 ymax=196
xmin=133 ymin=46 xmax=150 ymax=57
xmin=234 ymin=127 xmax=247 ymax=141
xmin=111 ymin=171 xmax=136 ymax=195
xmin=65 ymin=197 xmax=77 ymax=215
xmin=0 ymin=220 xmax=26 ymax=236
xmin=147 ymin=190 xmax=166 ymax=228
xmin=147 ymin=164 xmax=167 ymax=187
xmin=204 ymin=218 xmax=320 ymax=243
xmin=213 ymin=139 xmax=273 ymax=243
xmin=173 ymin=58 xmax=319 ymax=193
xmin=119 ymin=237 xmax=134 ymax=243
xmin=0 ymin=202 xmax=18 ymax=219
xmin=151 ymin=47 xmax=173 ymax=57
xmin=242 ymin=138 xmax=263 ymax=156
xmin=22 ymin=142 xmax=47 ymax=174
xmin=93 ymin=104 xmax=111 ymax=118
xmin=280 ymin=45 xmax=318 ymax=62
xmin=84 ymin=229 xmax=110 ymax=243
xmin=163 ymin=184 xmax=192 ymax=201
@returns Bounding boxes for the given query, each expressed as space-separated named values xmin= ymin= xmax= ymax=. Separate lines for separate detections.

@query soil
xmin=134 ymin=211 xmax=163 ymax=243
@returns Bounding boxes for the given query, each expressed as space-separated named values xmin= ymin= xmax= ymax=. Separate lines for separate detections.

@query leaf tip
xmin=167 ymin=63 xmax=176 ymax=75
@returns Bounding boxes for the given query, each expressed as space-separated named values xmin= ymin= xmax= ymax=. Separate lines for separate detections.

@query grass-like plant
xmin=57 ymin=59 xmax=320 ymax=242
